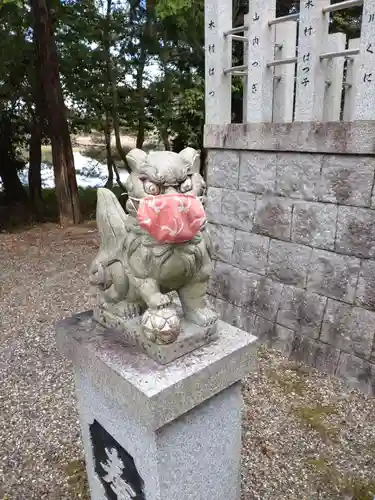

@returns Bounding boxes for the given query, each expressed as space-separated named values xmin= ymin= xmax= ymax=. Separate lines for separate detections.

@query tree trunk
xmin=159 ymin=56 xmax=173 ymax=152
xmin=109 ymin=64 xmax=130 ymax=171
xmin=28 ymin=15 xmax=45 ymax=218
xmin=105 ymin=160 xmax=114 ymax=189
xmin=30 ymin=0 xmax=81 ymax=226
xmin=172 ymin=135 xmax=185 ymax=153
xmin=0 ymin=161 xmax=28 ymax=204
xmin=111 ymin=159 xmax=126 ymax=192
xmin=28 ymin=116 xmax=43 ymax=216
xmin=0 ymin=117 xmax=28 ymax=204
xmin=159 ymin=128 xmax=170 ymax=150
xmin=104 ymin=0 xmax=130 ymax=172
xmin=136 ymin=116 xmax=145 ymax=149
xmin=135 ymin=60 xmax=146 ymax=149
xmin=135 ymin=6 xmax=153 ymax=150
xmin=104 ymin=114 xmax=113 ymax=188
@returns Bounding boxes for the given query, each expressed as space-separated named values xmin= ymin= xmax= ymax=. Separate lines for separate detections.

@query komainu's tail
xmin=89 ymin=188 xmax=128 ymax=299
xmin=96 ymin=187 xmax=127 ymax=251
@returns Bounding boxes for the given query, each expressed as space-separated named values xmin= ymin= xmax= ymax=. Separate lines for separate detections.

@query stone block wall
xmin=204 ymin=122 xmax=375 ymax=394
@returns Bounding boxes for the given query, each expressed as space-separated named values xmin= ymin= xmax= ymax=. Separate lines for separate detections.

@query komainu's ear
xmin=126 ymin=148 xmax=147 ymax=171
xmin=179 ymin=147 xmax=200 ymax=173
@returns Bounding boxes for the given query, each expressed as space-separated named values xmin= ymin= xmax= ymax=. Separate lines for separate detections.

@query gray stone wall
xmin=205 ymin=139 xmax=375 ymax=395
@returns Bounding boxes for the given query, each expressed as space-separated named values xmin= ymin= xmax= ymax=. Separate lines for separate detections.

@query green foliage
xmin=156 ymin=0 xmax=194 ymax=18
xmin=331 ymin=7 xmax=362 ymax=37
xmin=0 ymin=0 xmax=24 ymax=7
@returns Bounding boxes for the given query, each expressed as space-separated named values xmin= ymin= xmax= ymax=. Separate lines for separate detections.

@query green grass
xmin=21 ymin=145 xmax=81 ymax=165
xmin=42 ymin=186 xmax=124 ymax=221
xmin=79 ymin=145 xmax=129 ymax=165
xmin=0 ymin=186 xmax=124 ymax=231
xmin=41 ymin=145 xmax=53 ymax=165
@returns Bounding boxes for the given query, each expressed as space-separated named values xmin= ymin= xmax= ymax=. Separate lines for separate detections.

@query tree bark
xmin=0 ymin=117 xmax=28 ymax=204
xmin=30 ymin=0 xmax=81 ymax=226
xmin=111 ymin=158 xmax=126 ymax=192
xmin=136 ymin=110 xmax=145 ymax=149
xmin=28 ymin=15 xmax=44 ymax=217
xmin=0 ymin=161 xmax=28 ymax=204
xmin=28 ymin=115 xmax=43 ymax=216
xmin=109 ymin=63 xmax=130 ymax=171
xmin=159 ymin=128 xmax=170 ymax=150
xmin=104 ymin=0 xmax=130 ymax=172
xmin=103 ymin=113 xmax=113 ymax=188
xmin=135 ymin=59 xmax=146 ymax=149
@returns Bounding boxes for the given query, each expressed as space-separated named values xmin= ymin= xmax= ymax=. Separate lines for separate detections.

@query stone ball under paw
xmin=141 ymin=307 xmax=181 ymax=344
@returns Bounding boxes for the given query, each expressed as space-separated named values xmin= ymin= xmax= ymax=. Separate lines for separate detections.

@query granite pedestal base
xmin=56 ymin=311 xmax=257 ymax=500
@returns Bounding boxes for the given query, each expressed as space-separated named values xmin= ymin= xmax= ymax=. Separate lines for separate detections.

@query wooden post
xmin=272 ymin=21 xmax=297 ymax=122
xmin=323 ymin=32 xmax=346 ymax=122
xmin=353 ymin=0 xmax=375 ymax=120
xmin=343 ymin=38 xmax=360 ymax=121
xmin=245 ymin=0 xmax=276 ymax=123
xmin=205 ymin=0 xmax=232 ymax=124
xmin=242 ymin=13 xmax=249 ymax=123
xmin=295 ymin=0 xmax=328 ymax=121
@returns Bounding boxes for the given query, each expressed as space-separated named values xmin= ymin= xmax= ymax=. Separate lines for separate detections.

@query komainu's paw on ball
xmin=141 ymin=307 xmax=181 ymax=344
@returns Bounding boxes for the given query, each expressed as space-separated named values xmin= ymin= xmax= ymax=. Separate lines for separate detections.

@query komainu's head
xmin=124 ymin=147 xmax=206 ymax=215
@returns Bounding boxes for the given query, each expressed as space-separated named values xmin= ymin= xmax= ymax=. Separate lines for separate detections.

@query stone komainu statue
xmin=89 ymin=147 xmax=217 ymax=345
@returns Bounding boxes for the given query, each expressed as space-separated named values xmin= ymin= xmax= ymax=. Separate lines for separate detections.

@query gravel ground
xmin=1 ymin=224 xmax=375 ymax=500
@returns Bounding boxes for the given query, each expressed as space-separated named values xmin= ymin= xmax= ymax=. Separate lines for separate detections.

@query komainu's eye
xmin=179 ymin=177 xmax=192 ymax=193
xmin=144 ymin=180 xmax=160 ymax=195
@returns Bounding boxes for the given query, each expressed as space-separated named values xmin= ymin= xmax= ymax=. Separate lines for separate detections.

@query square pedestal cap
xmin=56 ymin=311 xmax=258 ymax=430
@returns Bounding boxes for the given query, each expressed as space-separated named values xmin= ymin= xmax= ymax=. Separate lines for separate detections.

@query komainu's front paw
xmin=148 ymin=293 xmax=171 ymax=309
xmin=141 ymin=307 xmax=181 ymax=344
xmin=185 ymin=308 xmax=218 ymax=327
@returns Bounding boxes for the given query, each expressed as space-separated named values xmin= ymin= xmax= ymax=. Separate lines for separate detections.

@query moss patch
xmin=265 ymin=367 xmax=308 ymax=395
xmin=64 ymin=459 xmax=90 ymax=500
xmin=306 ymin=455 xmax=375 ymax=499
xmin=294 ymin=404 xmax=340 ymax=441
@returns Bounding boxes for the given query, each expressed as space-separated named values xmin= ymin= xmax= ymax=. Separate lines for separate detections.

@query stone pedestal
xmin=56 ymin=311 xmax=257 ymax=500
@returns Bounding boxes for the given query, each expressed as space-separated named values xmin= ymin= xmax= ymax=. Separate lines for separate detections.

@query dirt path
xmin=0 ymin=224 xmax=97 ymax=500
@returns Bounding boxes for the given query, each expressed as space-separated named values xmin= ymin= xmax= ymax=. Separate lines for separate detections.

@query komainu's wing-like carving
xmin=96 ymin=187 xmax=128 ymax=250
xmin=90 ymin=188 xmax=129 ymax=302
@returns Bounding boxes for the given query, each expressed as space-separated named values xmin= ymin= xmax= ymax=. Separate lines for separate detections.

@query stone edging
xmin=204 ymin=122 xmax=375 ymax=155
